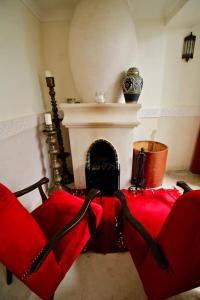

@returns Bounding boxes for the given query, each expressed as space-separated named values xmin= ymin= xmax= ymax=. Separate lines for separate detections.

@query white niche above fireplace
xmin=60 ymin=103 xmax=141 ymax=189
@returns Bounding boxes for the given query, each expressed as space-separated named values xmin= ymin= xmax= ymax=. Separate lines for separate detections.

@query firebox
xmin=85 ymin=139 xmax=120 ymax=195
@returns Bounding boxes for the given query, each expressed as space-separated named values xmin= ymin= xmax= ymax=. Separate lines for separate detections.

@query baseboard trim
xmin=0 ymin=106 xmax=199 ymax=141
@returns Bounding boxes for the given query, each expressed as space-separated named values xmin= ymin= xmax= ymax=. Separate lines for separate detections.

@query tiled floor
xmin=0 ymin=171 xmax=200 ymax=300
xmin=164 ymin=170 xmax=200 ymax=190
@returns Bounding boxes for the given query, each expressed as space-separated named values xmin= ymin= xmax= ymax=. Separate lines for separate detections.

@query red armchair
xmin=115 ymin=182 xmax=200 ymax=300
xmin=0 ymin=178 xmax=102 ymax=300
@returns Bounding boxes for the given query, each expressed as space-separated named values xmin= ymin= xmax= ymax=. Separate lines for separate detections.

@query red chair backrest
xmin=0 ymin=183 xmax=61 ymax=299
xmin=141 ymin=190 xmax=200 ymax=299
xmin=158 ymin=190 xmax=200 ymax=279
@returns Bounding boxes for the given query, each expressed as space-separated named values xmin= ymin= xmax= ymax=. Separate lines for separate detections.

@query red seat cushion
xmin=32 ymin=190 xmax=103 ymax=274
xmin=0 ymin=183 xmax=61 ymax=299
xmin=123 ymin=189 xmax=180 ymax=237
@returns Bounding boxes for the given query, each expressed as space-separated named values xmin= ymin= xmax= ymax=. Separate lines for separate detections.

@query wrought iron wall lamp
xmin=182 ymin=32 xmax=196 ymax=62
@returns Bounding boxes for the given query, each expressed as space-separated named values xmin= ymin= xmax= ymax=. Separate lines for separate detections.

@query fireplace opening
xmin=85 ymin=139 xmax=120 ymax=195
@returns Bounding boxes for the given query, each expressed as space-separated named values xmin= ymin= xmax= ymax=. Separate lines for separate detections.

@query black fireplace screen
xmin=85 ymin=139 xmax=120 ymax=195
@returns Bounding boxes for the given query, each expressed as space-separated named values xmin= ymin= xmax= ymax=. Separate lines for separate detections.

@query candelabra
xmin=45 ymin=75 xmax=73 ymax=185
xmin=44 ymin=124 xmax=63 ymax=194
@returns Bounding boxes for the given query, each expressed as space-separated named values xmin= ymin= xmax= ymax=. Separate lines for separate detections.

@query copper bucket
xmin=132 ymin=141 xmax=168 ymax=188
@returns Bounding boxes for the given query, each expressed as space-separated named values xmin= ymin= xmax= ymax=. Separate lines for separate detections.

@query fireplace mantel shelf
xmin=60 ymin=102 xmax=141 ymax=108
xmin=60 ymin=102 xmax=141 ymax=128
xmin=61 ymin=121 xmax=139 ymax=128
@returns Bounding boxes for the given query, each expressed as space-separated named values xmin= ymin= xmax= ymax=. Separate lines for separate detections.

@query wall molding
xmin=0 ymin=106 xmax=199 ymax=141
xmin=139 ymin=108 xmax=160 ymax=118
xmin=140 ymin=105 xmax=200 ymax=118
xmin=0 ymin=114 xmax=44 ymax=142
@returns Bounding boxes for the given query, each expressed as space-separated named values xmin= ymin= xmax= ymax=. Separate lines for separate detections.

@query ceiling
xmin=22 ymin=0 xmax=200 ymax=27
xmin=127 ymin=0 xmax=186 ymax=21
xmin=167 ymin=0 xmax=200 ymax=28
xmin=22 ymin=0 xmax=79 ymax=21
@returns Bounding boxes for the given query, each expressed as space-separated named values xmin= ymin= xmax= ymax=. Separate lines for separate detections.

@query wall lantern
xmin=182 ymin=32 xmax=196 ymax=62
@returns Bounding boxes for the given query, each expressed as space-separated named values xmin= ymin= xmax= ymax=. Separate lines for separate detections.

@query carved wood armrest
xmin=14 ymin=177 xmax=49 ymax=202
xmin=114 ymin=190 xmax=169 ymax=270
xmin=176 ymin=181 xmax=192 ymax=193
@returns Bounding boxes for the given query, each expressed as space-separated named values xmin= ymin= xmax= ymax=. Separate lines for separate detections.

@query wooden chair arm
xmin=114 ymin=190 xmax=169 ymax=270
xmin=176 ymin=181 xmax=192 ymax=193
xmin=29 ymin=188 xmax=101 ymax=273
xmin=14 ymin=177 xmax=49 ymax=202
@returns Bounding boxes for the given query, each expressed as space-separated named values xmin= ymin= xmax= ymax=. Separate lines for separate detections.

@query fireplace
xmin=60 ymin=103 xmax=141 ymax=189
xmin=85 ymin=139 xmax=120 ymax=195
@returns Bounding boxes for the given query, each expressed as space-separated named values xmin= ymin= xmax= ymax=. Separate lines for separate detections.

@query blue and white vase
xmin=122 ymin=67 xmax=143 ymax=103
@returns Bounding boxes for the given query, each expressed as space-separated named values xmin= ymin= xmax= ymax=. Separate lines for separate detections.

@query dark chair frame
xmin=114 ymin=181 xmax=192 ymax=270
xmin=6 ymin=177 xmax=50 ymax=285
xmin=5 ymin=177 xmax=100 ymax=300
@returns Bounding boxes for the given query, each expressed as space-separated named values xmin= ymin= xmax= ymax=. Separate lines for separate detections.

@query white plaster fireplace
xmin=60 ymin=103 xmax=141 ymax=189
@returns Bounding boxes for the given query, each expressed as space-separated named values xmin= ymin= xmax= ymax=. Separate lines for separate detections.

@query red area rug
xmin=73 ymin=188 xmax=181 ymax=254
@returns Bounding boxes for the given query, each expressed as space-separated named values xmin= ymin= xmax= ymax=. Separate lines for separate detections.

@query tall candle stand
xmin=45 ymin=76 xmax=73 ymax=185
xmin=44 ymin=124 xmax=63 ymax=194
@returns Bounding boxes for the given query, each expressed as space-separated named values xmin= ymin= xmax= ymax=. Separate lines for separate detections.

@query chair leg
xmin=6 ymin=268 xmax=13 ymax=285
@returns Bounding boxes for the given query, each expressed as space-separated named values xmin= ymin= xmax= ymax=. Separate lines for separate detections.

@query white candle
xmin=44 ymin=113 xmax=52 ymax=125
xmin=45 ymin=70 xmax=52 ymax=78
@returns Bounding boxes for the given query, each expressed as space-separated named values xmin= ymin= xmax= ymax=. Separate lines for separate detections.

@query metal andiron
xmin=130 ymin=147 xmax=146 ymax=191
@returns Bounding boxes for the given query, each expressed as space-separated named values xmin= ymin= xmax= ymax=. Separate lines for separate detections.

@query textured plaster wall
xmin=161 ymin=24 xmax=200 ymax=108
xmin=68 ymin=0 xmax=138 ymax=103
xmin=42 ymin=21 xmax=78 ymax=110
xmin=135 ymin=20 xmax=167 ymax=109
xmin=41 ymin=15 xmax=200 ymax=170
xmin=41 ymin=18 xmax=167 ymax=109
xmin=0 ymin=0 xmax=48 ymax=195
xmin=134 ymin=116 xmax=200 ymax=170
xmin=0 ymin=0 xmax=44 ymax=121
xmin=1 ymin=0 xmax=199 ymax=194
xmin=41 ymin=15 xmax=200 ymax=111
xmin=0 ymin=127 xmax=48 ymax=210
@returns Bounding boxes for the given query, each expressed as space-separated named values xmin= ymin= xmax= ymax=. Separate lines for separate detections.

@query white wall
xmin=68 ymin=0 xmax=138 ymax=103
xmin=135 ymin=20 xmax=167 ymax=109
xmin=0 ymin=125 xmax=48 ymax=210
xmin=42 ymin=21 xmax=78 ymax=109
xmin=41 ymin=19 xmax=167 ymax=109
xmin=0 ymin=0 xmax=44 ymax=121
xmin=1 ymin=0 xmax=199 ymax=190
xmin=41 ymin=21 xmax=77 ymax=172
xmin=157 ymin=116 xmax=200 ymax=170
xmin=131 ymin=19 xmax=200 ymax=170
xmin=0 ymin=0 xmax=48 ymax=202
xmin=41 ymin=14 xmax=200 ymax=171
xmin=40 ymin=10 xmax=200 ymax=112
xmin=161 ymin=24 xmax=200 ymax=108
